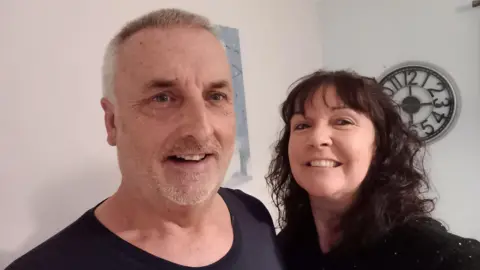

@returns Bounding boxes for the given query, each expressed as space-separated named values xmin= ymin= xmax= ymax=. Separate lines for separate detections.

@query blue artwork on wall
xmin=216 ymin=25 xmax=252 ymax=187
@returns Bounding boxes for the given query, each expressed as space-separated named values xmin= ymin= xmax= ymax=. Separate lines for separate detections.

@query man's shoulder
xmin=219 ymin=188 xmax=274 ymax=226
xmin=6 ymin=209 xmax=105 ymax=270
xmin=218 ymin=188 xmax=286 ymax=269
xmin=220 ymin=188 xmax=265 ymax=207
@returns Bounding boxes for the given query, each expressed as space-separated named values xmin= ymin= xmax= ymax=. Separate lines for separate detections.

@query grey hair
xmin=101 ymin=8 xmax=219 ymax=102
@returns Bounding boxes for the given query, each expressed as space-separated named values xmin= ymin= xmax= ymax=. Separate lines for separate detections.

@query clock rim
xmin=376 ymin=60 xmax=461 ymax=144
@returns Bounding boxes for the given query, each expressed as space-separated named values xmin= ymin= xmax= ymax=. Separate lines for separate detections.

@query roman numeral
xmin=389 ymin=76 xmax=403 ymax=91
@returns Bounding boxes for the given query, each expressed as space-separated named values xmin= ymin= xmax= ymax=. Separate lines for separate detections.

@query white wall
xmin=0 ymin=0 xmax=323 ymax=267
xmin=319 ymin=0 xmax=480 ymax=238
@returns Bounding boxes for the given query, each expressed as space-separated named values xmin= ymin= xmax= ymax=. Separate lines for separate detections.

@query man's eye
xmin=209 ymin=92 xmax=227 ymax=101
xmin=152 ymin=93 xmax=170 ymax=102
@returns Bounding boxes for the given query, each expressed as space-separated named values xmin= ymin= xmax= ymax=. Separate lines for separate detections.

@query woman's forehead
xmin=303 ymin=86 xmax=346 ymax=111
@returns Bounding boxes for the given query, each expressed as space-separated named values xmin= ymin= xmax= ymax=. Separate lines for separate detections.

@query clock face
xmin=378 ymin=63 xmax=459 ymax=143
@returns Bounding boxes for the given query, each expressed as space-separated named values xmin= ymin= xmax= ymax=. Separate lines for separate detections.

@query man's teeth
xmin=309 ymin=160 xmax=338 ymax=167
xmin=175 ymin=154 xmax=206 ymax=161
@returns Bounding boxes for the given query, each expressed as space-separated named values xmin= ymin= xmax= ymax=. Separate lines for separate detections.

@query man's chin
xmin=159 ymin=182 xmax=220 ymax=206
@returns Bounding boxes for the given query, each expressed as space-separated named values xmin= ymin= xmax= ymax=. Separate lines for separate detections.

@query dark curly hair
xmin=266 ymin=69 xmax=436 ymax=251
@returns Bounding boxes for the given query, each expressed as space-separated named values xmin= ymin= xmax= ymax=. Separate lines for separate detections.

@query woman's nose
xmin=307 ymin=126 xmax=333 ymax=148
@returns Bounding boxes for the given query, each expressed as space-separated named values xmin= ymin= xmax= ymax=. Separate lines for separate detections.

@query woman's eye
xmin=294 ymin=123 xmax=310 ymax=130
xmin=152 ymin=93 xmax=171 ymax=103
xmin=336 ymin=119 xmax=354 ymax=125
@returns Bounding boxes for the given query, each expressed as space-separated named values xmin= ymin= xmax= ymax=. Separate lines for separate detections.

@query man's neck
xmin=95 ymin=183 xmax=223 ymax=234
xmin=94 ymin=183 xmax=234 ymax=267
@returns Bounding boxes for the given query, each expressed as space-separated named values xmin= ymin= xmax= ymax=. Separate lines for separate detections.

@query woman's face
xmin=288 ymin=86 xmax=376 ymax=205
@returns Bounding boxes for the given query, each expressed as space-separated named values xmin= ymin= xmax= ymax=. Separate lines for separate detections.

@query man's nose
xmin=178 ymin=99 xmax=214 ymax=141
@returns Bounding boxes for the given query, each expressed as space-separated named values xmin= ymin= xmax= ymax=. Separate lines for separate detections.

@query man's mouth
xmin=167 ymin=154 xmax=211 ymax=162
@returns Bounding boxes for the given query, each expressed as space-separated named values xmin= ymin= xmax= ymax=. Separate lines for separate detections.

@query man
xmin=7 ymin=8 xmax=285 ymax=270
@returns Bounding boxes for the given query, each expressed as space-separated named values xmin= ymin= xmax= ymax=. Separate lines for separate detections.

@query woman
xmin=266 ymin=70 xmax=480 ymax=269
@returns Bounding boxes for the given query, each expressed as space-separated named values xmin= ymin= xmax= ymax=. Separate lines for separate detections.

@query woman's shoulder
xmin=276 ymin=226 xmax=310 ymax=253
xmin=276 ymin=223 xmax=319 ymax=249
xmin=397 ymin=218 xmax=480 ymax=249
xmin=276 ymin=226 xmax=323 ymax=269
xmin=389 ymin=218 xmax=480 ymax=269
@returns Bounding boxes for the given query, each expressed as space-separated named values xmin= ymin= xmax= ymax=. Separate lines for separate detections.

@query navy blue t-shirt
xmin=6 ymin=188 xmax=286 ymax=270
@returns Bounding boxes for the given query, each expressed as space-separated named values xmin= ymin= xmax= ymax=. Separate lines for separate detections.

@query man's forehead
xmin=115 ymin=28 xmax=230 ymax=82
xmin=119 ymin=27 xmax=222 ymax=56
xmin=119 ymin=29 xmax=225 ymax=64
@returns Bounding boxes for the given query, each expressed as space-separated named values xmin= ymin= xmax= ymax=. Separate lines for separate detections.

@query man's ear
xmin=101 ymin=98 xmax=117 ymax=146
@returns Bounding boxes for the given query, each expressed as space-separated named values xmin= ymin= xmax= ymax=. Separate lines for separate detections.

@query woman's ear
xmin=370 ymin=141 xmax=378 ymax=165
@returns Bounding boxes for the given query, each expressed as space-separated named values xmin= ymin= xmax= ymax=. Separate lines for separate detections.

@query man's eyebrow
xmin=207 ymin=80 xmax=231 ymax=92
xmin=142 ymin=79 xmax=232 ymax=93
xmin=144 ymin=79 xmax=176 ymax=92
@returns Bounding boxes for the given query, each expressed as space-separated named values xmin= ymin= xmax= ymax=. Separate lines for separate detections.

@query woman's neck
xmin=310 ymin=196 xmax=349 ymax=253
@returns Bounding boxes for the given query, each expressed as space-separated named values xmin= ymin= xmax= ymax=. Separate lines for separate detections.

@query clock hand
xmin=408 ymin=113 xmax=414 ymax=126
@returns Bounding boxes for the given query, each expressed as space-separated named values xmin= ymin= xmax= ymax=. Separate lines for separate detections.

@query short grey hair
xmin=102 ymin=8 xmax=219 ymax=102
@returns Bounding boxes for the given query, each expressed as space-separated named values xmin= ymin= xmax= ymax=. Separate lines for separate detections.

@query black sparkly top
xmin=277 ymin=218 xmax=480 ymax=270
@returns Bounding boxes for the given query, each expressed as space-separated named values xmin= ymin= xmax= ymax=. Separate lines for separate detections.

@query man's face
xmin=101 ymin=27 xmax=235 ymax=206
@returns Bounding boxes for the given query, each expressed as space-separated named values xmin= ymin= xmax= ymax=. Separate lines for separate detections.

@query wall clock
xmin=378 ymin=61 xmax=460 ymax=143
